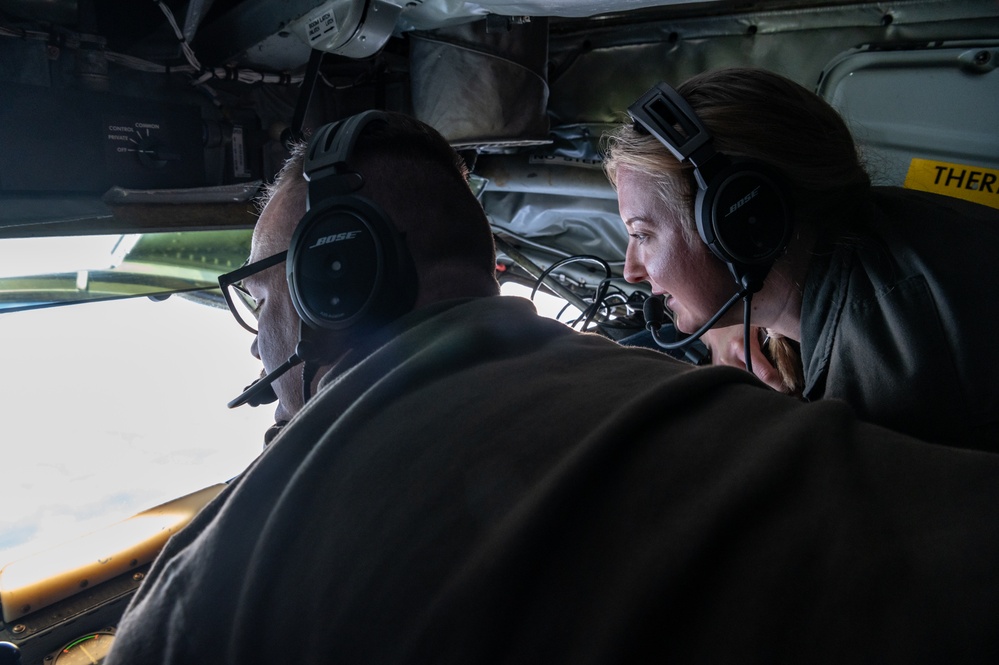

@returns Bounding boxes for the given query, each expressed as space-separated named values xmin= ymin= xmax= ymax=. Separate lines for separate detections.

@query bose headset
xmin=287 ymin=109 xmax=417 ymax=332
xmin=229 ymin=110 xmax=417 ymax=409
xmin=626 ymin=81 xmax=792 ymax=370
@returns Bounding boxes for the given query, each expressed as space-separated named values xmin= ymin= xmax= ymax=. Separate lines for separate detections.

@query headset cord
xmin=645 ymin=288 xmax=747 ymax=352
xmin=282 ymin=48 xmax=324 ymax=149
xmin=301 ymin=360 xmax=321 ymax=404
xmin=742 ymin=292 xmax=754 ymax=376
xmin=296 ymin=319 xmax=325 ymax=404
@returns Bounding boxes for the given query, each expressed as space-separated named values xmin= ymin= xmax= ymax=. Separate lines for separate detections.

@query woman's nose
xmin=623 ymin=244 xmax=647 ymax=284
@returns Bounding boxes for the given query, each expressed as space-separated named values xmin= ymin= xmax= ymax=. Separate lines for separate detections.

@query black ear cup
xmin=695 ymin=161 xmax=792 ymax=290
xmin=287 ymin=195 xmax=414 ymax=331
xmin=286 ymin=111 xmax=417 ymax=333
xmin=629 ymin=81 xmax=793 ymax=293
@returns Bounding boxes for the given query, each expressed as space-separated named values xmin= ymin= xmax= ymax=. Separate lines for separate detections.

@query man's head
xmin=241 ymin=111 xmax=499 ymax=423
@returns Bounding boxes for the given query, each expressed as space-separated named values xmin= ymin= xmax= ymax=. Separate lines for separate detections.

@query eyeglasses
xmin=218 ymin=251 xmax=287 ymax=334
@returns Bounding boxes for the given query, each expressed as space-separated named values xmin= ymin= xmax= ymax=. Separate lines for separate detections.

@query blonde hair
xmin=602 ymin=67 xmax=871 ymax=237
xmin=763 ymin=331 xmax=805 ymax=397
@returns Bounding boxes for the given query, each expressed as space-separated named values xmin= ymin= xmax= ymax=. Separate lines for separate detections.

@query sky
xmin=0 ymin=295 xmax=275 ymax=567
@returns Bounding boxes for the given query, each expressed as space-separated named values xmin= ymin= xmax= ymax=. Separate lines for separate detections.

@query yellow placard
xmin=904 ymin=158 xmax=999 ymax=210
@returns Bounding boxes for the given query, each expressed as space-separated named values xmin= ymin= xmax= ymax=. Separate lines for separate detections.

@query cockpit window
xmin=0 ymin=230 xmax=273 ymax=568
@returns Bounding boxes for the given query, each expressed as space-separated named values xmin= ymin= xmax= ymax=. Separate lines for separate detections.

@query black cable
xmin=282 ymin=48 xmax=325 ymax=149
xmin=529 ymin=254 xmax=612 ymax=302
xmin=529 ymin=255 xmax=614 ymax=332
xmin=577 ymin=277 xmax=612 ymax=331
xmin=302 ymin=360 xmax=321 ymax=403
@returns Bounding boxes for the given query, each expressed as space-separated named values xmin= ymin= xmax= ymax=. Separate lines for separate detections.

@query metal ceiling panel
xmin=818 ymin=40 xmax=999 ymax=190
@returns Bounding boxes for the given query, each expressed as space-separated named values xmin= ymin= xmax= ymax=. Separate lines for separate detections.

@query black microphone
xmin=228 ymin=354 xmax=302 ymax=409
xmin=234 ymin=376 xmax=279 ymax=407
xmin=641 ymin=296 xmax=706 ymax=365
xmin=643 ymin=294 xmax=669 ymax=331
xmin=644 ymin=291 xmax=758 ymax=374
xmin=228 ymin=320 xmax=330 ymax=409
xmin=644 ymin=290 xmax=745 ymax=351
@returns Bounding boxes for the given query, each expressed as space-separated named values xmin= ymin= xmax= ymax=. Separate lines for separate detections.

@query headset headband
xmin=628 ymin=82 xmax=730 ymax=188
xmin=304 ymin=110 xmax=391 ymax=205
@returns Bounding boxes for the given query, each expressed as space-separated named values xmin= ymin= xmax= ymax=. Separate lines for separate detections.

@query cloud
xmin=0 ymin=296 xmax=273 ymax=567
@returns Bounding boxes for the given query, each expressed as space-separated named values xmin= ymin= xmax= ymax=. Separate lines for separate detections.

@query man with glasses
xmin=106 ymin=111 xmax=999 ymax=665
xmin=217 ymin=110 xmax=498 ymax=442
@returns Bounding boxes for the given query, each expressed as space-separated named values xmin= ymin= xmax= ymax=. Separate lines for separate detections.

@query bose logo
xmin=726 ymin=186 xmax=761 ymax=217
xmin=309 ymin=230 xmax=361 ymax=249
